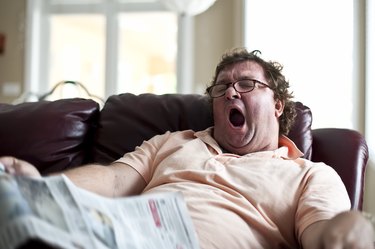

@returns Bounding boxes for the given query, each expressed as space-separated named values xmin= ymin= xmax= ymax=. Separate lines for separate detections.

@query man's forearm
xmin=58 ymin=162 xmax=147 ymax=198
xmin=59 ymin=164 xmax=117 ymax=197
xmin=0 ymin=156 xmax=145 ymax=198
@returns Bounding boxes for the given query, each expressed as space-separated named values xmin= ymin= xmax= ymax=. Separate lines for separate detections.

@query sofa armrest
xmin=0 ymin=98 xmax=100 ymax=174
xmin=311 ymin=128 xmax=368 ymax=210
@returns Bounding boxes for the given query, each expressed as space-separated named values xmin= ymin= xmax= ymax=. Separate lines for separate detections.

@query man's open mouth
xmin=229 ymin=108 xmax=245 ymax=127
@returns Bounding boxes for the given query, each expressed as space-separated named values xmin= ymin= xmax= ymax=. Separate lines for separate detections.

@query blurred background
xmin=0 ymin=0 xmax=374 ymax=218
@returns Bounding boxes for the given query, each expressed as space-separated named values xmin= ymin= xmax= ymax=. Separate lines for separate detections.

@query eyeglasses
xmin=206 ymin=79 xmax=273 ymax=98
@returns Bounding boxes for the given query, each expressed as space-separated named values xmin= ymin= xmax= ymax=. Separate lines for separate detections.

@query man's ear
xmin=275 ymin=99 xmax=284 ymax=118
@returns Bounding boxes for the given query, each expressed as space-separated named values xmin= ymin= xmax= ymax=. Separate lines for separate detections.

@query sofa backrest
xmin=91 ymin=93 xmax=313 ymax=164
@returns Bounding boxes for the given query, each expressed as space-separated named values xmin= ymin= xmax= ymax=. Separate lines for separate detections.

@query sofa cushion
xmin=92 ymin=93 xmax=313 ymax=164
xmin=0 ymin=98 xmax=100 ymax=174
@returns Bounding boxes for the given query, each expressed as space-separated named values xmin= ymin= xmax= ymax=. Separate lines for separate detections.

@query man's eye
xmin=237 ymin=80 xmax=254 ymax=89
xmin=214 ymin=84 xmax=227 ymax=92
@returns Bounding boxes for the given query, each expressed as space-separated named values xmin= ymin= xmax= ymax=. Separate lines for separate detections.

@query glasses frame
xmin=206 ymin=78 xmax=274 ymax=98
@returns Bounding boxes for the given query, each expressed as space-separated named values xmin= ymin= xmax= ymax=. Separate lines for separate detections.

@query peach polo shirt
xmin=116 ymin=127 xmax=351 ymax=249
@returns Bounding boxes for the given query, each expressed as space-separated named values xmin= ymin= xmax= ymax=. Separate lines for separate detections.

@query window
xmin=49 ymin=14 xmax=106 ymax=98
xmin=25 ymin=0 xmax=178 ymax=100
xmin=244 ymin=0 xmax=353 ymax=129
xmin=117 ymin=12 xmax=177 ymax=94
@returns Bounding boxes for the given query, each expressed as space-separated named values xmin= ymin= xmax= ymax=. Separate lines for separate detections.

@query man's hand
xmin=321 ymin=210 xmax=374 ymax=248
xmin=302 ymin=210 xmax=374 ymax=249
xmin=0 ymin=156 xmax=41 ymax=177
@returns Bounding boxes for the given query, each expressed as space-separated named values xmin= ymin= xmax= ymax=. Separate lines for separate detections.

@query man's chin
xmin=214 ymin=125 xmax=252 ymax=148
xmin=223 ymin=136 xmax=254 ymax=154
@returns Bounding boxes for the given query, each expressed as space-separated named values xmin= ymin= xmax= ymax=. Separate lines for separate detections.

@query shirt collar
xmin=194 ymin=127 xmax=304 ymax=159
xmin=276 ymin=135 xmax=304 ymax=159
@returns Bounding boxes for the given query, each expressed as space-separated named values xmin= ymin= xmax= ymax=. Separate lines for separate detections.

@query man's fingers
xmin=0 ymin=156 xmax=17 ymax=174
xmin=0 ymin=156 xmax=40 ymax=177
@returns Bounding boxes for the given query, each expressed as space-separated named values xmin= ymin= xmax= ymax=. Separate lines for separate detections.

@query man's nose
xmin=225 ymin=85 xmax=240 ymax=100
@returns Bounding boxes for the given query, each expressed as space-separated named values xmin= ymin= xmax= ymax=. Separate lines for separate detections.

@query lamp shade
xmin=160 ymin=0 xmax=217 ymax=16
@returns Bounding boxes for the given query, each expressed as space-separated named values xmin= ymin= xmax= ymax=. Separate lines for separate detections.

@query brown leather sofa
xmin=0 ymin=93 xmax=369 ymax=211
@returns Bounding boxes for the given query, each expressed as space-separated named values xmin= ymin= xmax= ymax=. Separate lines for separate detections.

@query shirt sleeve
xmin=295 ymin=161 xmax=351 ymax=242
xmin=115 ymin=131 xmax=172 ymax=183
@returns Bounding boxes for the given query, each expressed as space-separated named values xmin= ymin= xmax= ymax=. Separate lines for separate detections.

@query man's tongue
xmin=230 ymin=109 xmax=245 ymax=127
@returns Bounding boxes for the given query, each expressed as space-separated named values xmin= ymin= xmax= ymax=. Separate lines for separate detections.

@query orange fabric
xmin=116 ymin=128 xmax=350 ymax=249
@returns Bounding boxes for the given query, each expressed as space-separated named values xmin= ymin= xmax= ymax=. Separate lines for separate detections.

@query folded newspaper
xmin=0 ymin=173 xmax=200 ymax=249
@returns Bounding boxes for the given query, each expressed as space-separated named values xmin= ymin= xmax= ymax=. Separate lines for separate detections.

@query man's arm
xmin=0 ymin=156 xmax=146 ymax=198
xmin=60 ymin=162 xmax=146 ymax=197
xmin=301 ymin=210 xmax=374 ymax=249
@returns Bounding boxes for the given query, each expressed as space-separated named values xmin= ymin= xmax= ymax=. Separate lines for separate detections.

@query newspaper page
xmin=0 ymin=173 xmax=200 ymax=249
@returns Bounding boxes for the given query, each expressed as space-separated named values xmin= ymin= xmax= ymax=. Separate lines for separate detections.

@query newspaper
xmin=0 ymin=173 xmax=200 ymax=249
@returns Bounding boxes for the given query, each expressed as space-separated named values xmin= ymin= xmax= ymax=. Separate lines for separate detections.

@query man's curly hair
xmin=205 ymin=48 xmax=296 ymax=135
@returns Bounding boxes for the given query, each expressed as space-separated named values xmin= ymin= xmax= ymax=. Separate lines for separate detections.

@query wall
xmin=0 ymin=0 xmax=25 ymax=103
xmin=193 ymin=0 xmax=243 ymax=93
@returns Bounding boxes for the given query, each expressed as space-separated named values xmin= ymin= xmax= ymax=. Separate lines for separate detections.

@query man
xmin=1 ymin=48 xmax=373 ymax=248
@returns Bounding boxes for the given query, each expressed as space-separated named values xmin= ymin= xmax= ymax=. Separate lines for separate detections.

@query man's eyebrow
xmin=238 ymin=74 xmax=256 ymax=79
xmin=216 ymin=75 xmax=255 ymax=84
xmin=215 ymin=80 xmax=228 ymax=85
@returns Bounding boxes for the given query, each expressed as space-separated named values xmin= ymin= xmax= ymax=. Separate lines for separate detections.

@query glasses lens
xmin=235 ymin=80 xmax=255 ymax=92
xmin=210 ymin=84 xmax=227 ymax=97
